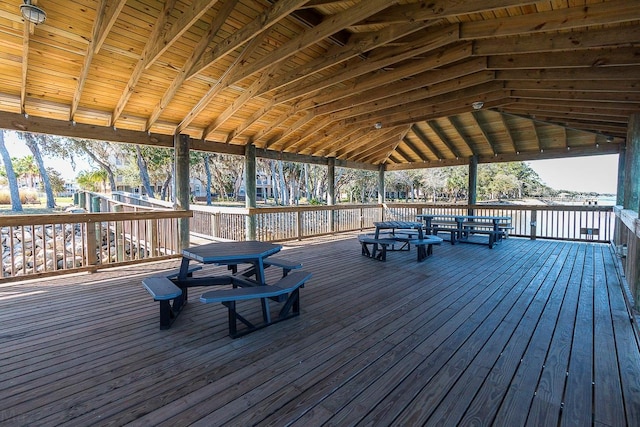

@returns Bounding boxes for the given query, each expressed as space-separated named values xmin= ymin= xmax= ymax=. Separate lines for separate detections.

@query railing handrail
xmin=0 ymin=210 xmax=192 ymax=226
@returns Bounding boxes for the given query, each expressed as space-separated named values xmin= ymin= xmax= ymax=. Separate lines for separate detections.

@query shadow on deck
xmin=1 ymin=233 xmax=639 ymax=426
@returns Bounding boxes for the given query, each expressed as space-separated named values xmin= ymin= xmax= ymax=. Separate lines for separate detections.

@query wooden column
xmin=468 ymin=155 xmax=478 ymax=216
xmin=378 ymin=164 xmax=385 ymax=204
xmin=174 ymin=134 xmax=190 ymax=250
xmin=623 ymin=113 xmax=640 ymax=213
xmin=616 ymin=146 xmax=626 ymax=207
xmin=327 ymin=157 xmax=335 ymax=232
xmin=245 ymin=143 xmax=257 ymax=241
xmin=327 ymin=157 xmax=335 ymax=205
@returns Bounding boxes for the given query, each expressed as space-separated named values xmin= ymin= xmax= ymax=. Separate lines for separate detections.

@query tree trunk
xmin=79 ymin=145 xmax=117 ymax=191
xmin=24 ymin=135 xmax=56 ymax=208
xmin=277 ymin=161 xmax=287 ymax=205
xmin=269 ymin=160 xmax=280 ymax=205
xmin=0 ymin=132 xmax=23 ymax=211
xmin=204 ymin=154 xmax=212 ymax=205
xmin=135 ymin=145 xmax=155 ymax=198
xmin=161 ymin=171 xmax=172 ymax=200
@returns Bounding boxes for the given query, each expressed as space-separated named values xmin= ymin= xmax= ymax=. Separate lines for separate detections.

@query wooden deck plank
xmin=0 ymin=234 xmax=638 ymax=426
xmin=593 ymin=245 xmax=627 ymax=427
xmin=382 ymin=240 xmax=569 ymax=426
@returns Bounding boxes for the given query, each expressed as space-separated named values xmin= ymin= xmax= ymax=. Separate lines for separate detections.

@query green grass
xmin=0 ymin=196 xmax=75 ymax=215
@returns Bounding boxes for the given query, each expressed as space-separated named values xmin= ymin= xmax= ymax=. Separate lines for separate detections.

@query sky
xmin=1 ymin=130 xmax=620 ymax=194
xmin=526 ymin=155 xmax=619 ymax=194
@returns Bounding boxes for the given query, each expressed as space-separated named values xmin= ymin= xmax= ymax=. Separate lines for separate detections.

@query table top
xmin=416 ymin=214 xmax=511 ymax=221
xmin=374 ymin=221 xmax=424 ymax=229
xmin=181 ymin=241 xmax=282 ymax=264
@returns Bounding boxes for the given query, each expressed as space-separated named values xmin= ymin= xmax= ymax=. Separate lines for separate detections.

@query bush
xmin=0 ymin=188 xmax=41 ymax=205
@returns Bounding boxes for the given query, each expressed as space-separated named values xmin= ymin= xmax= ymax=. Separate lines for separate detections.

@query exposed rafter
xmin=1 ymin=0 xmax=634 ymax=169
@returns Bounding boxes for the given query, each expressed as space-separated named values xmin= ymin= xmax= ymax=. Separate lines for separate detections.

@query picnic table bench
xmin=200 ymin=270 xmax=312 ymax=338
xmin=417 ymin=214 xmax=511 ymax=249
xmin=359 ymin=221 xmax=443 ymax=262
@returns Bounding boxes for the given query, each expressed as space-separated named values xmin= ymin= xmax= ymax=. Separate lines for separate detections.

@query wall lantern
xmin=20 ymin=0 xmax=46 ymax=25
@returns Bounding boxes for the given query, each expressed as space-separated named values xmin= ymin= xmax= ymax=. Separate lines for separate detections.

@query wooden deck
xmin=1 ymin=233 xmax=639 ymax=426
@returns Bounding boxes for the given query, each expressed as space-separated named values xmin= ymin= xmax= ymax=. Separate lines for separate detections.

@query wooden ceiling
xmin=0 ymin=0 xmax=637 ymax=170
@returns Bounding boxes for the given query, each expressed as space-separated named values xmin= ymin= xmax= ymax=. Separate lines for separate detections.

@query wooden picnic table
xmin=416 ymin=214 xmax=512 ymax=248
xmin=360 ymin=221 xmax=442 ymax=262
xmin=143 ymin=240 xmax=312 ymax=336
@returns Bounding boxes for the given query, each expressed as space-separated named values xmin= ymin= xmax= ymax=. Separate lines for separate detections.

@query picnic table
xmin=416 ymin=214 xmax=512 ymax=249
xmin=142 ymin=241 xmax=312 ymax=337
xmin=358 ymin=221 xmax=442 ymax=262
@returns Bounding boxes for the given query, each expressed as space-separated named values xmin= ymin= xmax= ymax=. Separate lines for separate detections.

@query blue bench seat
xmin=142 ymin=276 xmax=184 ymax=329
xmin=200 ymin=270 xmax=312 ymax=338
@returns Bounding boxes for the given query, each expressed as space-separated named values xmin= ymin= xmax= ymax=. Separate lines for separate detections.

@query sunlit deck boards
xmin=1 ymin=234 xmax=639 ymax=426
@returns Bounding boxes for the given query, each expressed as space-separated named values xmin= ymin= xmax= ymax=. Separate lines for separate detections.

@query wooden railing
xmin=614 ymin=207 xmax=640 ymax=312
xmin=0 ymin=209 xmax=191 ymax=282
xmin=74 ymin=193 xmax=617 ymax=243
xmin=187 ymin=202 xmax=615 ymax=243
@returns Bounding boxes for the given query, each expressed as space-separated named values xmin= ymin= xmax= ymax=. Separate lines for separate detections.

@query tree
xmin=69 ymin=139 xmax=119 ymax=191
xmin=0 ymin=131 xmax=23 ymax=211
xmin=135 ymin=145 xmax=155 ymax=198
xmin=20 ymin=133 xmax=56 ymax=208
xmin=45 ymin=168 xmax=66 ymax=195
xmin=203 ymin=154 xmax=212 ymax=205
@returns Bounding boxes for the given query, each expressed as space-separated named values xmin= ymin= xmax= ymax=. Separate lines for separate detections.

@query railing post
xmin=297 ymin=210 xmax=303 ymax=241
xmin=530 ymin=209 xmax=537 ymax=240
xmin=212 ymin=212 xmax=220 ymax=238
xmin=86 ymin=220 xmax=98 ymax=267
xmin=360 ymin=207 xmax=365 ymax=230
xmin=113 ymin=205 xmax=124 ymax=262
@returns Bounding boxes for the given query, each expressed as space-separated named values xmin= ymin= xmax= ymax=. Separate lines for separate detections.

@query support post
xmin=174 ymin=134 xmax=190 ymax=250
xmin=468 ymin=155 xmax=478 ymax=216
xmin=616 ymin=146 xmax=626 ymax=207
xmin=378 ymin=164 xmax=385 ymax=204
xmin=623 ymin=113 xmax=640 ymax=213
xmin=327 ymin=157 xmax=335 ymax=232
xmin=245 ymin=143 xmax=257 ymax=241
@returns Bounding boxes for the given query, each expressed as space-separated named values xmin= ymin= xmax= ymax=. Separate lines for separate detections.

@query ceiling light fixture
xmin=374 ymin=122 xmax=382 ymax=129
xmin=20 ymin=0 xmax=46 ymax=25
xmin=471 ymin=101 xmax=484 ymax=110
xmin=606 ymin=136 xmax=614 ymax=143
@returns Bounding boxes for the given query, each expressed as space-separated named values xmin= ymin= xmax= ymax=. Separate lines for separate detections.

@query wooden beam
xmin=293 ymin=42 xmax=473 ymax=111
xmin=329 ymin=72 xmax=495 ymax=122
xmin=145 ymin=0 xmax=220 ymax=67
xmin=488 ymin=47 xmax=640 ymax=69
xmin=314 ymin=58 xmax=488 ymax=116
xmin=187 ymin=0 xmax=308 ymax=80
xmin=496 ymin=66 xmax=640 ymax=81
xmin=510 ymin=89 xmax=640 ymax=104
xmin=498 ymin=113 xmax=519 ymax=154
xmin=384 ymin=144 xmax=622 ymax=171
xmin=355 ymin=1 xmax=539 ymax=26
xmin=470 ymin=111 xmax=501 ymax=156
xmin=146 ymin=0 xmax=237 ymax=131
xmin=259 ymin=21 xmax=433 ymax=97
xmin=401 ymin=136 xmax=431 ymax=163
xmin=474 ymin=25 xmax=640 ymax=56
xmin=112 ymin=0 xmax=179 ymax=124
xmin=191 ymin=0 xmax=393 ymax=83
xmin=175 ymin=34 xmax=264 ymax=133
xmin=274 ymin=24 xmax=461 ymax=105
xmin=203 ymin=62 xmax=280 ymax=139
xmin=461 ymin=0 xmax=640 ymax=39
xmin=341 ymin=81 xmax=506 ymax=128
xmin=411 ymin=124 xmax=444 ymax=160
xmin=448 ymin=116 xmax=480 ymax=156
xmin=426 ymin=120 xmax=462 ymax=159
xmin=504 ymin=79 xmax=640 ymax=93
xmin=93 ymin=0 xmax=127 ymax=53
